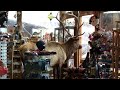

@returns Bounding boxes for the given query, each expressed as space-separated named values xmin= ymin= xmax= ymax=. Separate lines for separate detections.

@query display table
xmin=23 ymin=51 xmax=56 ymax=79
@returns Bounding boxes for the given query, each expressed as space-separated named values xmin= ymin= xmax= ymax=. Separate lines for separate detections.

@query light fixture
xmin=17 ymin=11 xmax=21 ymax=15
xmin=48 ymin=12 xmax=55 ymax=21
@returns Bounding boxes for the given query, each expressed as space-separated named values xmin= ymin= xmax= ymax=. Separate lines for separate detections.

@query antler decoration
xmin=48 ymin=12 xmax=85 ymax=38
xmin=55 ymin=13 xmax=73 ymax=37
xmin=58 ymin=12 xmax=85 ymax=36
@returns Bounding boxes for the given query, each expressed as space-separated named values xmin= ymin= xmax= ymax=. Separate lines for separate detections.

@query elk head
xmin=65 ymin=33 xmax=84 ymax=55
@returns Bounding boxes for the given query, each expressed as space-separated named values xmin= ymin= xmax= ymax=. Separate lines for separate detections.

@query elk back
xmin=45 ymin=41 xmax=67 ymax=67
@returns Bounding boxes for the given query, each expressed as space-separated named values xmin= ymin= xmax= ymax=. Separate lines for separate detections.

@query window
xmin=81 ymin=15 xmax=95 ymax=59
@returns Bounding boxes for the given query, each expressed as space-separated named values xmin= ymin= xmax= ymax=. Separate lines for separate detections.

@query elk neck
xmin=62 ymin=40 xmax=75 ymax=61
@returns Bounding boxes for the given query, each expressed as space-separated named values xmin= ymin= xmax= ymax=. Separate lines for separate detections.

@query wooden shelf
xmin=112 ymin=21 xmax=120 ymax=79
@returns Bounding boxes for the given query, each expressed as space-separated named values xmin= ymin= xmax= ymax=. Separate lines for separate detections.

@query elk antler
xmin=55 ymin=13 xmax=73 ymax=37
xmin=65 ymin=12 xmax=85 ymax=36
xmin=55 ymin=12 xmax=85 ymax=38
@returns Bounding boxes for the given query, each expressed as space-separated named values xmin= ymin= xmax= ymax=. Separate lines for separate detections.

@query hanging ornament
xmin=14 ymin=14 xmax=16 ymax=18
xmin=89 ymin=15 xmax=99 ymax=26
xmin=0 ymin=66 xmax=8 ymax=76
xmin=48 ymin=12 xmax=54 ymax=21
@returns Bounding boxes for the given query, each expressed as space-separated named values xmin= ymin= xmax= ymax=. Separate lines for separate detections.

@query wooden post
xmin=99 ymin=12 xmax=103 ymax=29
xmin=112 ymin=31 xmax=115 ymax=78
xmin=73 ymin=11 xmax=79 ymax=67
xmin=78 ymin=11 xmax=82 ymax=66
xmin=17 ymin=11 xmax=22 ymax=39
xmin=112 ymin=21 xmax=120 ymax=79
xmin=60 ymin=11 xmax=66 ymax=43
xmin=115 ymin=31 xmax=118 ymax=79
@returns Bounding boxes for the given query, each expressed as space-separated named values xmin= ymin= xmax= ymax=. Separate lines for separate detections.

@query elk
xmin=18 ymin=12 xmax=84 ymax=79
xmin=45 ymin=12 xmax=84 ymax=79
xmin=18 ymin=36 xmax=39 ymax=62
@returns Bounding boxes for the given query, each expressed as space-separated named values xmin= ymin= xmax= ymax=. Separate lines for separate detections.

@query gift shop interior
xmin=0 ymin=11 xmax=119 ymax=79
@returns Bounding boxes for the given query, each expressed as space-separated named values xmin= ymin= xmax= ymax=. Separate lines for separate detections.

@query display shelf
xmin=23 ymin=51 xmax=56 ymax=79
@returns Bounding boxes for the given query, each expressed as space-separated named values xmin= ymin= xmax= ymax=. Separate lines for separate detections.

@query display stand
xmin=0 ymin=28 xmax=9 ymax=79
xmin=112 ymin=21 xmax=120 ymax=79
xmin=23 ymin=51 xmax=56 ymax=79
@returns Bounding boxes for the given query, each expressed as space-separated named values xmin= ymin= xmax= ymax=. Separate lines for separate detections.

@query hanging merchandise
xmin=0 ymin=11 xmax=8 ymax=28
xmin=13 ymin=24 xmax=22 ymax=40
xmin=87 ymin=28 xmax=112 ymax=78
xmin=0 ymin=61 xmax=8 ymax=76
xmin=0 ymin=59 xmax=8 ymax=77
xmin=83 ymin=14 xmax=112 ymax=79
xmin=0 ymin=31 xmax=10 ymax=79
xmin=89 ymin=15 xmax=99 ymax=26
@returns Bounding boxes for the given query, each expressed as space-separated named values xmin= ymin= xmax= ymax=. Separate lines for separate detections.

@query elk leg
xmin=55 ymin=62 xmax=61 ymax=79
xmin=53 ymin=66 xmax=57 ymax=79
xmin=59 ymin=66 xmax=62 ymax=79
xmin=55 ymin=64 xmax=61 ymax=79
xmin=53 ymin=67 xmax=55 ymax=79
xmin=59 ymin=63 xmax=63 ymax=79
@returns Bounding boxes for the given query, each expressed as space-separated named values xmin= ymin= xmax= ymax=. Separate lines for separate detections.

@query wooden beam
xmin=59 ymin=11 xmax=65 ymax=43
xmin=99 ymin=12 xmax=103 ymax=28
xmin=78 ymin=14 xmax=82 ymax=65
xmin=17 ymin=11 xmax=22 ymax=32
xmin=73 ymin=11 xmax=79 ymax=67
xmin=80 ymin=11 xmax=94 ymax=16
xmin=17 ymin=11 xmax=22 ymax=40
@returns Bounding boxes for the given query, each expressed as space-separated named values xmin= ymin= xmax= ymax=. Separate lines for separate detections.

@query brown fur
xmin=45 ymin=36 xmax=82 ymax=79
xmin=18 ymin=36 xmax=39 ymax=60
xmin=45 ymin=36 xmax=82 ymax=67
